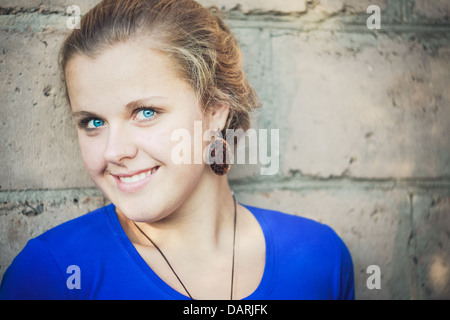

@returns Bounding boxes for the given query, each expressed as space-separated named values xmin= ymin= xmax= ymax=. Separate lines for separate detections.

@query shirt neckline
xmin=105 ymin=203 xmax=276 ymax=300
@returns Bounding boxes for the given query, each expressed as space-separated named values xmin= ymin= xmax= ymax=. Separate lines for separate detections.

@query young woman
xmin=0 ymin=0 xmax=354 ymax=300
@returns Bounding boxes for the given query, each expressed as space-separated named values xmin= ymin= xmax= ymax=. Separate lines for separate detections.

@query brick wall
xmin=1 ymin=0 xmax=449 ymax=299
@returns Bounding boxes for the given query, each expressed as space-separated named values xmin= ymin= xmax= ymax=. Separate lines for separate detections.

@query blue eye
xmin=87 ymin=119 xmax=104 ymax=129
xmin=135 ymin=109 xmax=155 ymax=120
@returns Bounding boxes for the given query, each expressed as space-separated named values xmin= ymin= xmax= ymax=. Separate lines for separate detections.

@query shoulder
xmin=244 ymin=204 xmax=338 ymax=243
xmin=0 ymin=204 xmax=113 ymax=299
xmin=37 ymin=204 xmax=112 ymax=245
xmin=244 ymin=204 xmax=354 ymax=268
xmin=25 ymin=203 xmax=115 ymax=268
xmin=244 ymin=204 xmax=355 ymax=299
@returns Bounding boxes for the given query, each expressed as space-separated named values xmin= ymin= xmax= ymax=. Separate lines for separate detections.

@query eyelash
xmin=77 ymin=117 xmax=102 ymax=130
xmin=133 ymin=106 xmax=158 ymax=122
xmin=77 ymin=106 xmax=159 ymax=132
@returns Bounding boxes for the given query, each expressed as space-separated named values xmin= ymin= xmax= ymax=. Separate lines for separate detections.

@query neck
xmin=119 ymin=173 xmax=236 ymax=252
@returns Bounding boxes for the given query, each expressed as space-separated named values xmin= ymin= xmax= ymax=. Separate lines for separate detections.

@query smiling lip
xmin=112 ymin=166 xmax=159 ymax=193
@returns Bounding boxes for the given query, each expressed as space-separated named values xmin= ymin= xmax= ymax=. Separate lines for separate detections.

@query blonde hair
xmin=59 ymin=0 xmax=261 ymax=132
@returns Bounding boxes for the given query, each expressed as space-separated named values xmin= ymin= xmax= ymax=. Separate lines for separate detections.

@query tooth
xmin=120 ymin=176 xmax=132 ymax=183
xmin=119 ymin=168 xmax=157 ymax=184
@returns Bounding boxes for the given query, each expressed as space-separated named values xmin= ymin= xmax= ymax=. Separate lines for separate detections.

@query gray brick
xmin=0 ymin=29 xmax=94 ymax=190
xmin=273 ymin=33 xmax=450 ymax=179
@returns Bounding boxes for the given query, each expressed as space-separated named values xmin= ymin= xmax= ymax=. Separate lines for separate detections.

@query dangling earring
xmin=208 ymin=129 xmax=231 ymax=176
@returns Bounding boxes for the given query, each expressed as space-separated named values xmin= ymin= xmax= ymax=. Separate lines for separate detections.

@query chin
xmin=113 ymin=199 xmax=166 ymax=223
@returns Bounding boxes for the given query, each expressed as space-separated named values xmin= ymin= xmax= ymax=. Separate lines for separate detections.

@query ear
xmin=205 ymin=102 xmax=230 ymax=131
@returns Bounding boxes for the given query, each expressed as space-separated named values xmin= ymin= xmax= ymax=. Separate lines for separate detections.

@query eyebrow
xmin=71 ymin=96 xmax=168 ymax=118
xmin=71 ymin=110 xmax=101 ymax=120
xmin=125 ymin=96 xmax=167 ymax=111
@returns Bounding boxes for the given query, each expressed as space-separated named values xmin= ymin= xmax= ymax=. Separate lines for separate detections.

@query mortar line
xmin=1 ymin=13 xmax=450 ymax=34
xmin=407 ymin=192 xmax=419 ymax=299
xmin=2 ymin=176 xmax=450 ymax=202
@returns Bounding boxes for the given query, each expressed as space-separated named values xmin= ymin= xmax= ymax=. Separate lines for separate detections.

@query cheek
xmin=137 ymin=122 xmax=192 ymax=164
xmin=77 ymin=135 xmax=106 ymax=175
xmin=133 ymin=128 xmax=168 ymax=163
xmin=139 ymin=123 xmax=208 ymax=181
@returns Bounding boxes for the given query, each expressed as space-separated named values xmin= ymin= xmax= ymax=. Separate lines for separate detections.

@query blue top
xmin=0 ymin=204 xmax=354 ymax=300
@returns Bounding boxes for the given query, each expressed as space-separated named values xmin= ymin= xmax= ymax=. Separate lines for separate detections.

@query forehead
xmin=65 ymin=41 xmax=192 ymax=111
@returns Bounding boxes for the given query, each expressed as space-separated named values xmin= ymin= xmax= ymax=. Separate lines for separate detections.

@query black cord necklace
xmin=133 ymin=193 xmax=238 ymax=300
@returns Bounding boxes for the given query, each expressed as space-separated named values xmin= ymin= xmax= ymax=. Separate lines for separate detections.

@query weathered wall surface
xmin=1 ymin=0 xmax=449 ymax=299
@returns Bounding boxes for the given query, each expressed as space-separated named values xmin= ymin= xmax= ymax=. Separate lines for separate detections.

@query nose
xmin=104 ymin=124 xmax=138 ymax=165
